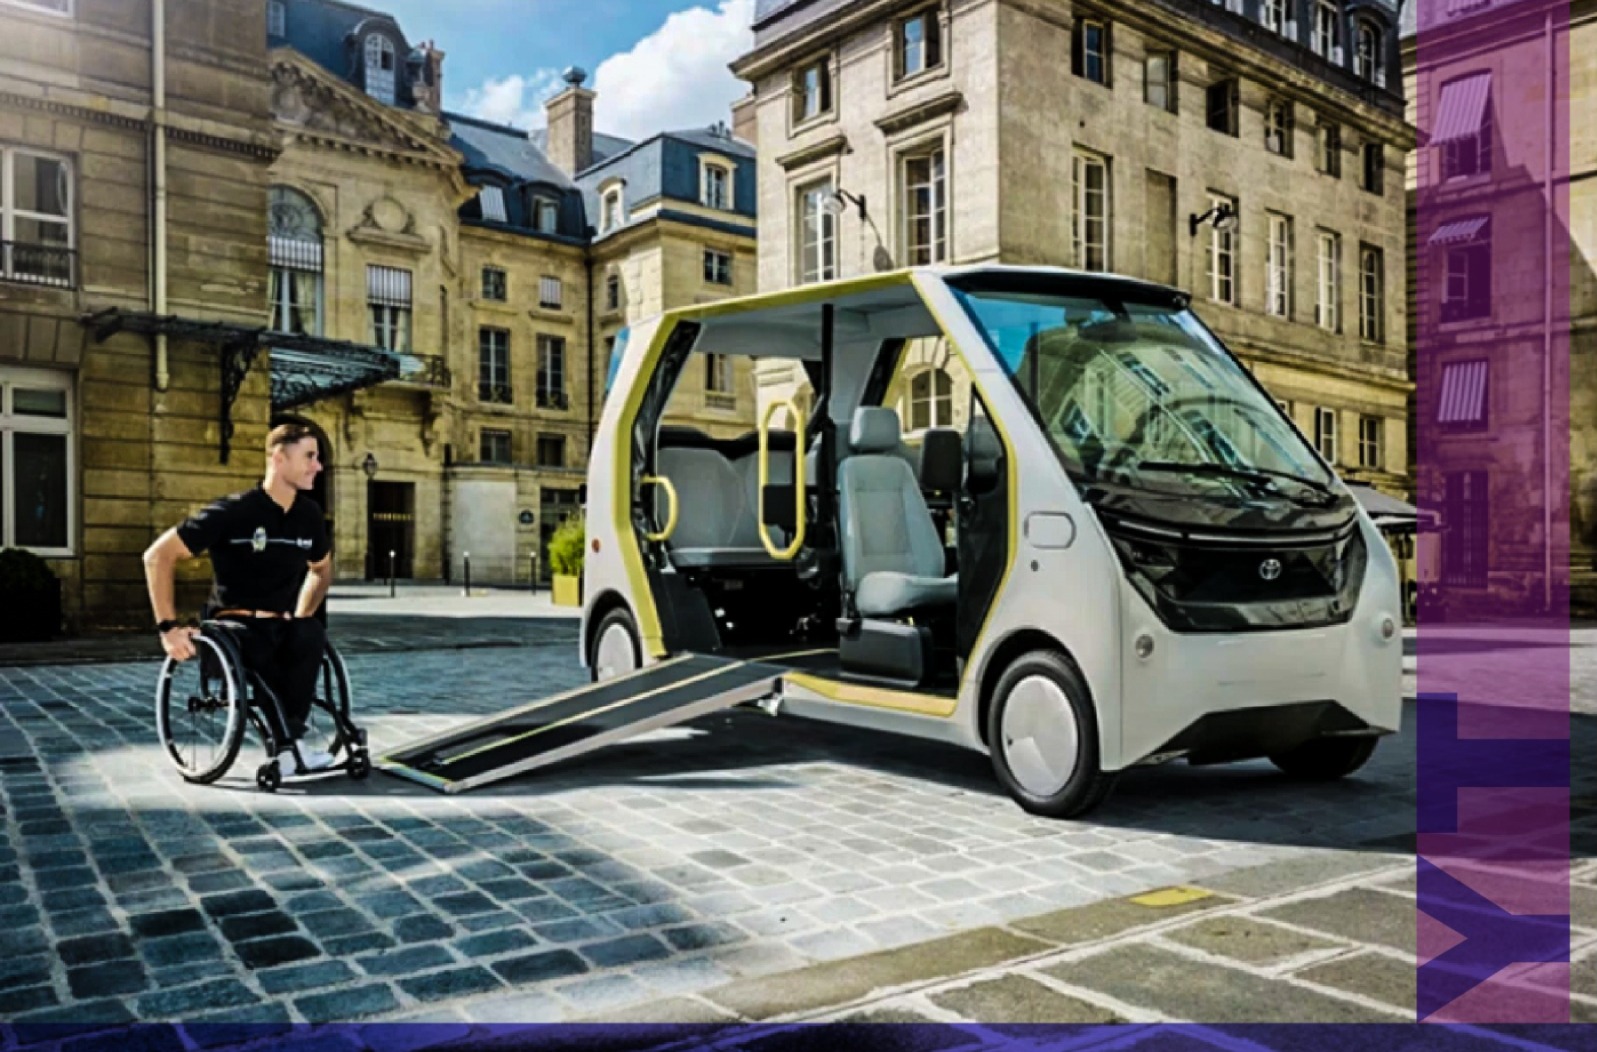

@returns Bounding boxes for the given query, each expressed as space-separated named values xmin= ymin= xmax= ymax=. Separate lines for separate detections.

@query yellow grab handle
xmin=641 ymin=475 xmax=678 ymax=542
xmin=758 ymin=398 xmax=807 ymax=560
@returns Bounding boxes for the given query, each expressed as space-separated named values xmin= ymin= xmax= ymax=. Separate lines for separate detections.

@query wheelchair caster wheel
xmin=256 ymin=762 xmax=281 ymax=793
xmin=348 ymin=751 xmax=371 ymax=781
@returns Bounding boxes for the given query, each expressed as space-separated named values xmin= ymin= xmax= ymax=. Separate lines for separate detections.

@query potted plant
xmin=547 ymin=512 xmax=585 ymax=608
xmin=0 ymin=548 xmax=61 ymax=643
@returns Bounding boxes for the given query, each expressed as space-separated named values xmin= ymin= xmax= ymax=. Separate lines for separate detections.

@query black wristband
xmin=156 ymin=619 xmax=181 ymax=633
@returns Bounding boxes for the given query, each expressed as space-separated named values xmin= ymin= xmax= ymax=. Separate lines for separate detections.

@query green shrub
xmin=547 ymin=513 xmax=586 ymax=577
xmin=0 ymin=547 xmax=55 ymax=594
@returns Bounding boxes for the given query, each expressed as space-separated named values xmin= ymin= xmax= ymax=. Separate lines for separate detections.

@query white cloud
xmin=457 ymin=70 xmax=564 ymax=131
xmin=456 ymin=0 xmax=755 ymax=141
xmin=589 ymin=0 xmax=755 ymax=140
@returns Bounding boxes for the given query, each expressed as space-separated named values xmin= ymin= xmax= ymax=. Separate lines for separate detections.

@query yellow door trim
xmin=783 ymin=672 xmax=958 ymax=718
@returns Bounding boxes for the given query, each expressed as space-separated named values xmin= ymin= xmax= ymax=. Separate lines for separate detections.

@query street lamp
xmin=1188 ymin=202 xmax=1238 ymax=238
xmin=821 ymin=187 xmax=868 ymax=221
xmin=361 ymin=452 xmax=379 ymax=480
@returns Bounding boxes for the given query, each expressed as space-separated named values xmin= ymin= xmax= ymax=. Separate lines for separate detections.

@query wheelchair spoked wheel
xmin=312 ymin=644 xmax=369 ymax=781
xmin=155 ymin=635 xmax=246 ymax=784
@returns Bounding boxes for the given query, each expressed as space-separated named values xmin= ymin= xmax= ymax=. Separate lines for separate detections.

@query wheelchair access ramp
xmin=376 ymin=653 xmax=782 ymax=794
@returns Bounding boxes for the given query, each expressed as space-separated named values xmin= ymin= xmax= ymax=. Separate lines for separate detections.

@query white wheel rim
xmin=595 ymin=623 xmax=636 ymax=680
xmin=1000 ymin=674 xmax=1080 ymax=798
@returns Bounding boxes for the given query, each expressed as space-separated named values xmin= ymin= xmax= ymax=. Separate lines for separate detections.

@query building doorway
xmin=367 ymin=481 xmax=416 ymax=580
xmin=538 ymin=487 xmax=581 ymax=584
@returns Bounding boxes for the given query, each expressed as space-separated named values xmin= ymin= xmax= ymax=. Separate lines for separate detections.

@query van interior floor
xmin=716 ymin=644 xmax=959 ymax=699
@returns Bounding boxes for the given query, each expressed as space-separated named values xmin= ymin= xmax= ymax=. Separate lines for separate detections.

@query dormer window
xmin=478 ymin=186 xmax=506 ymax=223
xmin=1312 ymin=1 xmax=1340 ymax=62
xmin=601 ymin=185 xmax=624 ymax=234
xmin=532 ymin=196 xmax=559 ymax=233
xmin=364 ymin=33 xmax=396 ymax=105
xmin=701 ymin=161 xmax=732 ymax=211
xmin=1355 ymin=21 xmax=1384 ymax=84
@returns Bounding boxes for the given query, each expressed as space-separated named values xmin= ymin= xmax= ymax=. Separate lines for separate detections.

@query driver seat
xmin=837 ymin=407 xmax=957 ymax=617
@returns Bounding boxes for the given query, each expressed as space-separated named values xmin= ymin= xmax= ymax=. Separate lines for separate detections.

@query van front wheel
xmin=590 ymin=607 xmax=641 ymax=683
xmin=987 ymin=650 xmax=1117 ymax=819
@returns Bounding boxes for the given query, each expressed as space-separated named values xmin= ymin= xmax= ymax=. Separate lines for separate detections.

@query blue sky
xmin=370 ymin=0 xmax=756 ymax=142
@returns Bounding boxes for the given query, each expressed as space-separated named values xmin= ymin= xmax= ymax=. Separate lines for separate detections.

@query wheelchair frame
xmin=154 ymin=619 xmax=370 ymax=792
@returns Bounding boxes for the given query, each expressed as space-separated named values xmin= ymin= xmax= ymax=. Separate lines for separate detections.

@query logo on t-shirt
xmin=251 ymin=527 xmax=268 ymax=553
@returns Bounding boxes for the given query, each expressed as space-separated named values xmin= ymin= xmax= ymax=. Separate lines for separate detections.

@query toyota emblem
xmin=1259 ymin=558 xmax=1283 ymax=581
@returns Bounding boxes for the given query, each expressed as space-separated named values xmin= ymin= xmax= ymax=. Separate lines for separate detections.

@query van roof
xmin=647 ymin=264 xmax=1189 ymax=329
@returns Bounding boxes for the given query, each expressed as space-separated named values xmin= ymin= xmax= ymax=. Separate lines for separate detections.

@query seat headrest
xmin=919 ymin=428 xmax=963 ymax=493
xmin=850 ymin=407 xmax=901 ymax=454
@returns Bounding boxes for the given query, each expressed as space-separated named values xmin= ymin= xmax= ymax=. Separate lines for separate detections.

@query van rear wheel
xmin=1269 ymin=736 xmax=1378 ymax=780
xmin=987 ymin=650 xmax=1117 ymax=819
xmin=590 ymin=607 xmax=641 ymax=683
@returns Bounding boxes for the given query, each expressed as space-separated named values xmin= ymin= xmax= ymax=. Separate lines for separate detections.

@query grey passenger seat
xmin=653 ymin=441 xmax=793 ymax=569
xmin=837 ymin=407 xmax=957 ymax=617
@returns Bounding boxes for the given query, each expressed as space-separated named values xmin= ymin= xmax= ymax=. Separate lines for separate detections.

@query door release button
xmin=1025 ymin=512 xmax=1076 ymax=550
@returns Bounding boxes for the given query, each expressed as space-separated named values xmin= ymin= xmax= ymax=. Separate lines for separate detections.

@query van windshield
xmin=949 ymin=282 xmax=1333 ymax=499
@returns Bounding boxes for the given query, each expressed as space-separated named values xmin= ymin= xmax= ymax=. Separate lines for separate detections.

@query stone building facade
xmin=1402 ymin=0 xmax=1597 ymax=616
xmin=1 ymin=0 xmax=759 ymax=630
xmin=733 ymin=0 xmax=1414 ymax=502
xmin=0 ymin=0 xmax=278 ymax=630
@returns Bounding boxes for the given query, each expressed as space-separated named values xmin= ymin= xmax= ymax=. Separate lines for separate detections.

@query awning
xmin=1428 ymin=215 xmax=1490 ymax=247
xmin=1430 ymin=72 xmax=1491 ymax=146
xmin=1347 ymin=484 xmax=1440 ymax=532
xmin=1438 ymin=359 xmax=1489 ymax=425
xmin=81 ymin=307 xmax=402 ymax=463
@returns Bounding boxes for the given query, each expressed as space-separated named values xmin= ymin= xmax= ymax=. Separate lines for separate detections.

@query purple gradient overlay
xmin=1414 ymin=0 xmax=1573 ymax=1025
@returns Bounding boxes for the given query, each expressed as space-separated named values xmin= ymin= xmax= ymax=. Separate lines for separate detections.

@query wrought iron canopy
xmin=81 ymin=308 xmax=403 ymax=463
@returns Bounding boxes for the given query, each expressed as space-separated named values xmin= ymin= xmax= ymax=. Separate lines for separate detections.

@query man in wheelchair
xmin=144 ymin=422 xmax=340 ymax=778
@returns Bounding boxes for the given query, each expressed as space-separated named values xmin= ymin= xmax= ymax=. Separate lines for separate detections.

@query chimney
xmin=409 ymin=40 xmax=445 ymax=114
xmin=545 ymin=66 xmax=595 ymax=176
xmin=731 ymin=92 xmax=757 ymax=148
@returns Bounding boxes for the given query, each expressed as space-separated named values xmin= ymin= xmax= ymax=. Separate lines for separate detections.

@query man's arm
xmin=143 ymin=528 xmax=199 ymax=660
xmin=295 ymin=554 xmax=333 ymax=619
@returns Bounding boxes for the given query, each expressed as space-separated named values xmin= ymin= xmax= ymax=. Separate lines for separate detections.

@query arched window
xmin=907 ymin=368 xmax=954 ymax=432
xmin=364 ymin=33 xmax=396 ymax=104
xmin=267 ymin=186 xmax=324 ymax=336
xmin=1355 ymin=21 xmax=1382 ymax=83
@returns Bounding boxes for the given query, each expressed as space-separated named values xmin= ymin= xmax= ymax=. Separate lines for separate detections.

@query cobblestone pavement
xmin=0 ymin=621 xmax=1594 ymax=1045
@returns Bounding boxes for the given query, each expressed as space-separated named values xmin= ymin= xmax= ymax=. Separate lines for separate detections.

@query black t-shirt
xmin=176 ymin=485 xmax=330 ymax=613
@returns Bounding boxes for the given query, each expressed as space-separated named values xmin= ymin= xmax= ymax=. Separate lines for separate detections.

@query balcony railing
xmin=479 ymin=382 xmax=514 ymax=404
xmin=395 ymin=353 xmax=451 ymax=389
xmin=537 ymin=388 xmax=570 ymax=410
xmin=2 ymin=242 xmax=75 ymax=290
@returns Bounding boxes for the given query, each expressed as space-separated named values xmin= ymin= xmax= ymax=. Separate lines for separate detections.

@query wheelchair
xmin=154 ymin=620 xmax=371 ymax=792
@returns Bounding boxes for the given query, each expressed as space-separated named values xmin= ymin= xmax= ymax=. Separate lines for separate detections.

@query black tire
xmin=1269 ymin=736 xmax=1378 ymax=780
xmin=256 ymin=761 xmax=281 ymax=793
xmin=588 ymin=606 xmax=642 ymax=683
xmin=155 ymin=634 xmax=247 ymax=785
xmin=986 ymin=650 xmax=1118 ymax=819
xmin=316 ymin=643 xmax=355 ymax=757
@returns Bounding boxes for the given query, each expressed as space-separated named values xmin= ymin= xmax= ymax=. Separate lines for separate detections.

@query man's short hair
xmin=267 ymin=422 xmax=317 ymax=455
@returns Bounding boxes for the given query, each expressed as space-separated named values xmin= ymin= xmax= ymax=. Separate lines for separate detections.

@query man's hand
xmin=160 ymin=625 xmax=200 ymax=662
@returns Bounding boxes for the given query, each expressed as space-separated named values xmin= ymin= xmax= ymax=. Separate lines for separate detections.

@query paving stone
xmin=1297 ymin=951 xmax=1417 ymax=1010
xmin=58 ymin=933 xmax=136 ymax=967
xmin=579 ymin=933 xmax=674 ymax=969
xmin=453 ymin=928 xmax=537 ymax=959
xmin=299 ymin=908 xmax=376 ymax=938
xmin=1258 ymin=888 xmax=1418 ymax=954
xmin=68 ymin=961 xmax=148 ymax=999
xmin=219 ymin=912 xmax=298 ymax=943
xmin=255 ymin=960 xmax=357 ymax=996
xmin=661 ymin=923 xmax=746 ymax=952
xmin=0 ymin=956 xmax=52 ymax=992
xmin=929 ymin=974 xmax=1126 ymax=1024
xmin=130 ymin=909 xmax=207 ymax=939
xmin=294 ymin=983 xmax=399 ymax=1022
xmin=199 ymin=890 xmax=277 ymax=919
xmin=134 ymin=979 xmax=258 ymax=1018
xmin=490 ymin=949 xmax=589 ymax=985
xmin=1044 ymin=944 xmax=1399 ymax=1022
xmin=1012 ymin=889 xmax=1233 ymax=946
xmin=44 ymin=888 xmax=108 ymax=913
xmin=356 ymin=944 xmax=455 ymax=977
xmin=233 ymin=936 xmax=321 ymax=970
xmin=393 ymin=914 xmax=455 ymax=943
xmin=325 ymin=932 xmax=398 ymax=957
xmin=0 ymin=984 xmax=57 ymax=1015
xmin=1162 ymin=915 xmax=1347 ymax=966
xmin=141 ymin=934 xmax=224 ymax=969
xmin=397 ymin=966 xmax=504 ymax=1003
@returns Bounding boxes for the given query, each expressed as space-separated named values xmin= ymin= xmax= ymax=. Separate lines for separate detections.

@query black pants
xmin=217 ymin=618 xmax=327 ymax=743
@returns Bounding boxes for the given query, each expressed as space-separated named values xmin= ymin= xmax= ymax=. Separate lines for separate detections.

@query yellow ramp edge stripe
xmin=1129 ymin=886 xmax=1214 ymax=908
